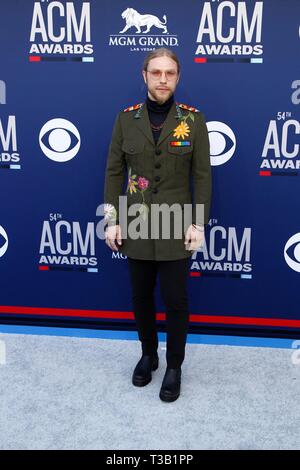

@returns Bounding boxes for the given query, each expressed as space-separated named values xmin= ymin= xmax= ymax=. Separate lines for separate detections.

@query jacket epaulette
xmin=123 ymin=103 xmax=143 ymax=113
xmin=177 ymin=102 xmax=200 ymax=113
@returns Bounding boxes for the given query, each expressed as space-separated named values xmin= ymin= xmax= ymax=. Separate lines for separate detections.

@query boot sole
xmin=159 ymin=390 xmax=180 ymax=402
xmin=132 ymin=360 xmax=159 ymax=387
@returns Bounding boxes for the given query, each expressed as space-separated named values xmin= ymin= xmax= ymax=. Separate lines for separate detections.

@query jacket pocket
xmin=167 ymin=142 xmax=193 ymax=173
xmin=122 ymin=140 xmax=145 ymax=174
xmin=122 ymin=140 xmax=145 ymax=156
xmin=168 ymin=142 xmax=193 ymax=156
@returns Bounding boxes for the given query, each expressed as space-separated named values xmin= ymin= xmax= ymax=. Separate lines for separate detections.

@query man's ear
xmin=142 ymin=70 xmax=147 ymax=84
xmin=176 ymin=72 xmax=180 ymax=84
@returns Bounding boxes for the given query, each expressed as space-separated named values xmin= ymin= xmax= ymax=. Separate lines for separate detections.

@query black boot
xmin=159 ymin=367 xmax=181 ymax=402
xmin=132 ymin=354 xmax=159 ymax=387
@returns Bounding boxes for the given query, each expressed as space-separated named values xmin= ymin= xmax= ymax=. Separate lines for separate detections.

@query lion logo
xmin=119 ymin=8 xmax=168 ymax=34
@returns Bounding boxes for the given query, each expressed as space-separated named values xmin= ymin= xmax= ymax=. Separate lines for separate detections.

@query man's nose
xmin=160 ymin=72 xmax=168 ymax=83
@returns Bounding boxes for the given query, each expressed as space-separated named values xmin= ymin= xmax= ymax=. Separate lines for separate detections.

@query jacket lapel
xmin=156 ymin=101 xmax=180 ymax=147
xmin=134 ymin=103 xmax=155 ymax=147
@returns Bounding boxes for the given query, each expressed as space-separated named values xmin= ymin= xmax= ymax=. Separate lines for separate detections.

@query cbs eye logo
xmin=207 ymin=121 xmax=236 ymax=166
xmin=284 ymin=233 xmax=300 ymax=273
xmin=39 ymin=118 xmax=81 ymax=162
xmin=0 ymin=226 xmax=8 ymax=258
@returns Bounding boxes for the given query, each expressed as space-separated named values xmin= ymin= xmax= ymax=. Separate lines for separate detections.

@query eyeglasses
xmin=146 ymin=69 xmax=178 ymax=81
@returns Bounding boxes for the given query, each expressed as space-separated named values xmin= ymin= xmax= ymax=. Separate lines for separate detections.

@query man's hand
xmin=184 ymin=224 xmax=205 ymax=252
xmin=105 ymin=224 xmax=122 ymax=251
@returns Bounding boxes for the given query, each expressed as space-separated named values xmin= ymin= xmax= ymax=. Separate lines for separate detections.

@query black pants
xmin=127 ymin=257 xmax=190 ymax=368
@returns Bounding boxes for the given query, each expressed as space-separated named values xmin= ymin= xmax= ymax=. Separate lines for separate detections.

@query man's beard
xmin=147 ymin=86 xmax=173 ymax=104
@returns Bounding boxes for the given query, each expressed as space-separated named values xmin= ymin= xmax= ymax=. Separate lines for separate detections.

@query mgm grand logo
xmin=109 ymin=8 xmax=179 ymax=51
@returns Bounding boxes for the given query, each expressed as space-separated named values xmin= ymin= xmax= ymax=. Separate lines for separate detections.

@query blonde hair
xmin=142 ymin=48 xmax=180 ymax=74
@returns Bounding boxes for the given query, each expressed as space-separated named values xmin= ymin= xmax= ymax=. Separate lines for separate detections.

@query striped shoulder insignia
xmin=123 ymin=103 xmax=143 ymax=113
xmin=177 ymin=102 xmax=200 ymax=113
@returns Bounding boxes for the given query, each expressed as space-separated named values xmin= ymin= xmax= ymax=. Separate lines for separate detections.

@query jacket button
xmin=155 ymin=148 xmax=161 ymax=155
xmin=155 ymin=176 xmax=160 ymax=182
xmin=155 ymin=163 xmax=161 ymax=169
xmin=152 ymin=187 xmax=158 ymax=194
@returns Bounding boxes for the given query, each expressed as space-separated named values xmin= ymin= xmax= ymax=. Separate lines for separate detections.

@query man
xmin=103 ymin=48 xmax=212 ymax=402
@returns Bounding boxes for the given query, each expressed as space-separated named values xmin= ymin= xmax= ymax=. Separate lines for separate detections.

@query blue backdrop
xmin=0 ymin=0 xmax=299 ymax=336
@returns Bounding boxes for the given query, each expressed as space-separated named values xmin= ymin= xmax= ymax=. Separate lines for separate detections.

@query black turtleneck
xmin=146 ymin=94 xmax=174 ymax=144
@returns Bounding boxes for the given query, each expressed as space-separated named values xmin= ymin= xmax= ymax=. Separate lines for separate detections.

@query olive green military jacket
xmin=103 ymin=100 xmax=212 ymax=261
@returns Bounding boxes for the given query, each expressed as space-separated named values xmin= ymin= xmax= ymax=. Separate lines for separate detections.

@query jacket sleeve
xmin=103 ymin=112 xmax=126 ymax=225
xmin=191 ymin=112 xmax=212 ymax=226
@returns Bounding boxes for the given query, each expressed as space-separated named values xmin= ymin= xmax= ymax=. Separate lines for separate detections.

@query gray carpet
xmin=0 ymin=332 xmax=299 ymax=450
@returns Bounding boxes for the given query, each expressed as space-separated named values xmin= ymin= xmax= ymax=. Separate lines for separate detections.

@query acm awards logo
xmin=260 ymin=48 xmax=300 ymax=175
xmin=259 ymin=111 xmax=300 ymax=175
xmin=284 ymin=84 xmax=300 ymax=274
xmin=190 ymin=221 xmax=252 ymax=278
xmin=0 ymin=84 xmax=21 ymax=170
xmin=109 ymin=7 xmax=179 ymax=51
xmin=38 ymin=213 xmax=99 ymax=272
xmin=195 ymin=0 xmax=264 ymax=63
xmin=0 ymin=116 xmax=20 ymax=169
xmin=29 ymin=0 xmax=94 ymax=61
